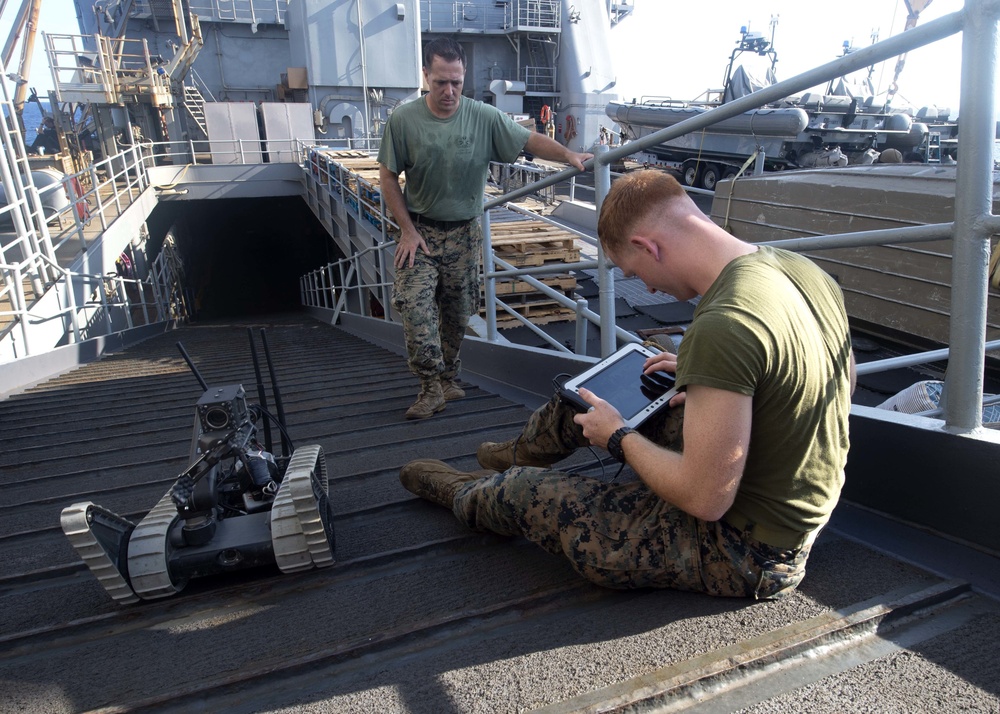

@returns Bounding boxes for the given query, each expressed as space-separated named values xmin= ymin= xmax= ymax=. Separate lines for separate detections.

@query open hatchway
xmin=146 ymin=196 xmax=340 ymax=320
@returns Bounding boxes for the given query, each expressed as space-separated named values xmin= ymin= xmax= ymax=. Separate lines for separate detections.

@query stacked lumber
xmin=484 ymin=218 xmax=580 ymax=328
xmin=310 ymin=150 xmax=400 ymax=230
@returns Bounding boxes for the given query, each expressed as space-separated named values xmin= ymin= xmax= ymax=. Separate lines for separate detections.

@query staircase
xmin=183 ymin=84 xmax=208 ymax=138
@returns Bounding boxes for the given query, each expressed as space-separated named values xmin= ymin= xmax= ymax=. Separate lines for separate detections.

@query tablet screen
xmin=573 ymin=349 xmax=658 ymax=421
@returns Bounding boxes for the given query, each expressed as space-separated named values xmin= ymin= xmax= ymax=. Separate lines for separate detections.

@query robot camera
xmin=197 ymin=385 xmax=249 ymax=433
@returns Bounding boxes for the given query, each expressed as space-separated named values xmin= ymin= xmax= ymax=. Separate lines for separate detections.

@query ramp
xmin=0 ymin=315 xmax=997 ymax=712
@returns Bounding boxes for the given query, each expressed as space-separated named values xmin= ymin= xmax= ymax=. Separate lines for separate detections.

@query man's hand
xmin=643 ymin=351 xmax=686 ymax=407
xmin=572 ymin=387 xmax=625 ymax=449
xmin=393 ymin=227 xmax=429 ymax=269
xmin=566 ymin=151 xmax=593 ymax=172
xmin=523 ymin=133 xmax=593 ymax=172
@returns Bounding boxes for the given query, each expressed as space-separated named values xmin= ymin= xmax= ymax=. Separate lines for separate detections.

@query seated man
xmin=399 ymin=170 xmax=855 ymax=599
xmin=30 ymin=116 xmax=60 ymax=155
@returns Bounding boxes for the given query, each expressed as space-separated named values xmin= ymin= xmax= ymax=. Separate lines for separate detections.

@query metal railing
xmin=0 ymin=87 xmax=186 ymax=361
xmin=512 ymin=0 xmax=560 ymax=28
xmin=132 ymin=0 xmax=287 ymax=25
xmin=523 ymin=66 xmax=557 ymax=93
xmin=420 ymin=0 xmax=560 ymax=32
xmin=44 ymin=33 xmax=172 ymax=106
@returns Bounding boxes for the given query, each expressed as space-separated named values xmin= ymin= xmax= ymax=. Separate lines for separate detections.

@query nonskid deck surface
xmin=0 ymin=315 xmax=997 ymax=713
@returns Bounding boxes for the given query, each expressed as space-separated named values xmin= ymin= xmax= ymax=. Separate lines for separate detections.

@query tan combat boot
xmin=476 ymin=435 xmax=560 ymax=471
xmin=405 ymin=379 xmax=446 ymax=420
xmin=441 ymin=379 xmax=466 ymax=401
xmin=399 ymin=459 xmax=495 ymax=508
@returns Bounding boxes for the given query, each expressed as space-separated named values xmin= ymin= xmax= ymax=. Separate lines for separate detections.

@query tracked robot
xmin=61 ymin=329 xmax=336 ymax=604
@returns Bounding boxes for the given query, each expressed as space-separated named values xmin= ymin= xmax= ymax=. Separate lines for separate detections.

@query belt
xmin=408 ymin=211 xmax=474 ymax=231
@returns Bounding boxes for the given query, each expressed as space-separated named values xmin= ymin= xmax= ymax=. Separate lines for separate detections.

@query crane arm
xmin=887 ymin=0 xmax=934 ymax=99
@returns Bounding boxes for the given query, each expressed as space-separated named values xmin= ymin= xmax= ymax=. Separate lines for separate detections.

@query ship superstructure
xmin=51 ymin=0 xmax=628 ymax=167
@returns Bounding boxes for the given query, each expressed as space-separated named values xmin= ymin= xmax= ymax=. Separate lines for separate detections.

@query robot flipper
xmin=62 ymin=492 xmax=187 ymax=603
xmin=60 ymin=503 xmax=140 ymax=604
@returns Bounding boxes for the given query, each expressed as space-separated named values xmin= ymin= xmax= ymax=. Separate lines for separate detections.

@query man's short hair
xmin=598 ymin=170 xmax=686 ymax=254
xmin=423 ymin=38 xmax=466 ymax=69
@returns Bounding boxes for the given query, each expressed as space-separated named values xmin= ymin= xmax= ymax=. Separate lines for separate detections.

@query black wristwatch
xmin=607 ymin=426 xmax=635 ymax=463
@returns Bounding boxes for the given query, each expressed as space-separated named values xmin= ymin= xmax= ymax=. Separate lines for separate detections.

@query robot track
xmin=271 ymin=444 xmax=335 ymax=572
xmin=128 ymin=490 xmax=188 ymax=600
xmin=60 ymin=502 xmax=140 ymax=604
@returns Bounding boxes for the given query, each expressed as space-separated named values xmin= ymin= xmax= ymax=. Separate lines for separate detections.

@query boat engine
xmin=60 ymin=330 xmax=336 ymax=604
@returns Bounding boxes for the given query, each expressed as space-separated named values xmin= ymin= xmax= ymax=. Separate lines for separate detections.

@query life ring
xmin=70 ymin=176 xmax=90 ymax=222
xmin=564 ymin=114 xmax=578 ymax=141
xmin=540 ymin=104 xmax=552 ymax=124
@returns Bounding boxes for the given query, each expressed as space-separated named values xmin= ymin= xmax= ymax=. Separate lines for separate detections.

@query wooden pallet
xmin=484 ymin=297 xmax=577 ymax=329
xmin=490 ymin=219 xmax=580 ymax=267
xmin=487 ymin=274 xmax=577 ymax=297
xmin=317 ymin=149 xmax=374 ymax=164
xmin=490 ymin=220 xmax=576 ymax=249
xmin=493 ymin=243 xmax=580 ymax=267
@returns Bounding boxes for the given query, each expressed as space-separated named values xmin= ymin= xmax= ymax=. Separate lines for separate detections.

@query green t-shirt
xmin=377 ymin=96 xmax=532 ymax=221
xmin=675 ymin=246 xmax=852 ymax=548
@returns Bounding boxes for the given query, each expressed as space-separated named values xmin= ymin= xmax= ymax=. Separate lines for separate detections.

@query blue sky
xmin=0 ymin=0 xmax=79 ymax=96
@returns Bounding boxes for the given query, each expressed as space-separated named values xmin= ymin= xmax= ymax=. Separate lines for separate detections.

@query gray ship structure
xmin=0 ymin=0 xmax=998 ymax=711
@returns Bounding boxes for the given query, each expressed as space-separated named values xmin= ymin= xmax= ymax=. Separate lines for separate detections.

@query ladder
xmin=926 ymin=132 xmax=942 ymax=164
xmin=183 ymin=85 xmax=208 ymax=137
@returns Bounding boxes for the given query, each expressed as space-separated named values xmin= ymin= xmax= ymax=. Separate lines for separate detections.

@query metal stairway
xmin=1 ymin=314 xmax=998 ymax=712
xmin=183 ymin=84 xmax=208 ymax=137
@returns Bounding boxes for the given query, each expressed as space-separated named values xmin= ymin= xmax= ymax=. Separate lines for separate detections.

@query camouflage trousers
xmin=392 ymin=220 xmax=482 ymax=382
xmin=512 ymin=392 xmax=687 ymax=460
xmin=452 ymin=396 xmax=810 ymax=599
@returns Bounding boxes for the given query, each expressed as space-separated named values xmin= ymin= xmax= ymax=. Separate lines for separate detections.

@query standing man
xmin=378 ymin=37 xmax=592 ymax=420
xmin=399 ymin=170 xmax=855 ymax=599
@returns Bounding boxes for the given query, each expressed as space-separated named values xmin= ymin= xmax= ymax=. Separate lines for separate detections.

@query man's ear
xmin=629 ymin=234 xmax=661 ymax=262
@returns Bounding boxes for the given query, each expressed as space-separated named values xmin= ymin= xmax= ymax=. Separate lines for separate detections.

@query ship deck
xmin=2 ymin=314 xmax=998 ymax=713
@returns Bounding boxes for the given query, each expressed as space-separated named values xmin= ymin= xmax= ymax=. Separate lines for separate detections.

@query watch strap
xmin=607 ymin=426 xmax=635 ymax=463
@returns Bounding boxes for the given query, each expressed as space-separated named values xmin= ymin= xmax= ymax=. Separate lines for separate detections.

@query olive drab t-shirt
xmin=377 ymin=96 xmax=532 ymax=222
xmin=674 ymin=246 xmax=852 ymax=549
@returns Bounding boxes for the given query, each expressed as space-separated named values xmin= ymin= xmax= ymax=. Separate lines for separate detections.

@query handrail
xmin=0 ymin=105 xmax=184 ymax=360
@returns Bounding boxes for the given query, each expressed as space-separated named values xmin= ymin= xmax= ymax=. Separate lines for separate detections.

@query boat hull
xmin=708 ymin=164 xmax=1000 ymax=350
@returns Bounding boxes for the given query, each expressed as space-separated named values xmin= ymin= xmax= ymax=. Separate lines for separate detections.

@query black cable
xmin=250 ymin=403 xmax=296 ymax=454
xmin=551 ymin=373 xmax=574 ymax=392
xmin=610 ymin=461 xmax=626 ymax=482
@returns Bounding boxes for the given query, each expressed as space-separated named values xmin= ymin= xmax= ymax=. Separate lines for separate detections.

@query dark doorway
xmin=147 ymin=196 xmax=340 ymax=320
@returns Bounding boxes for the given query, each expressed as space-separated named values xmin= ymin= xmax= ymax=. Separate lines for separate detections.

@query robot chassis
xmin=61 ymin=330 xmax=336 ymax=604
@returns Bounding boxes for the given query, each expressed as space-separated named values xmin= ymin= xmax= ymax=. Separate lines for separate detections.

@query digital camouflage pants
xmin=452 ymin=395 xmax=810 ymax=599
xmin=392 ymin=220 xmax=482 ymax=382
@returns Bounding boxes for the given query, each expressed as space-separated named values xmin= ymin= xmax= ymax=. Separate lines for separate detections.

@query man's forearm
xmin=524 ymin=132 xmax=586 ymax=167
xmin=378 ymin=165 xmax=415 ymax=232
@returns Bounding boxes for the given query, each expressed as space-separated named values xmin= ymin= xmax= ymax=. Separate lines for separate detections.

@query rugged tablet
xmin=557 ymin=343 xmax=678 ymax=429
